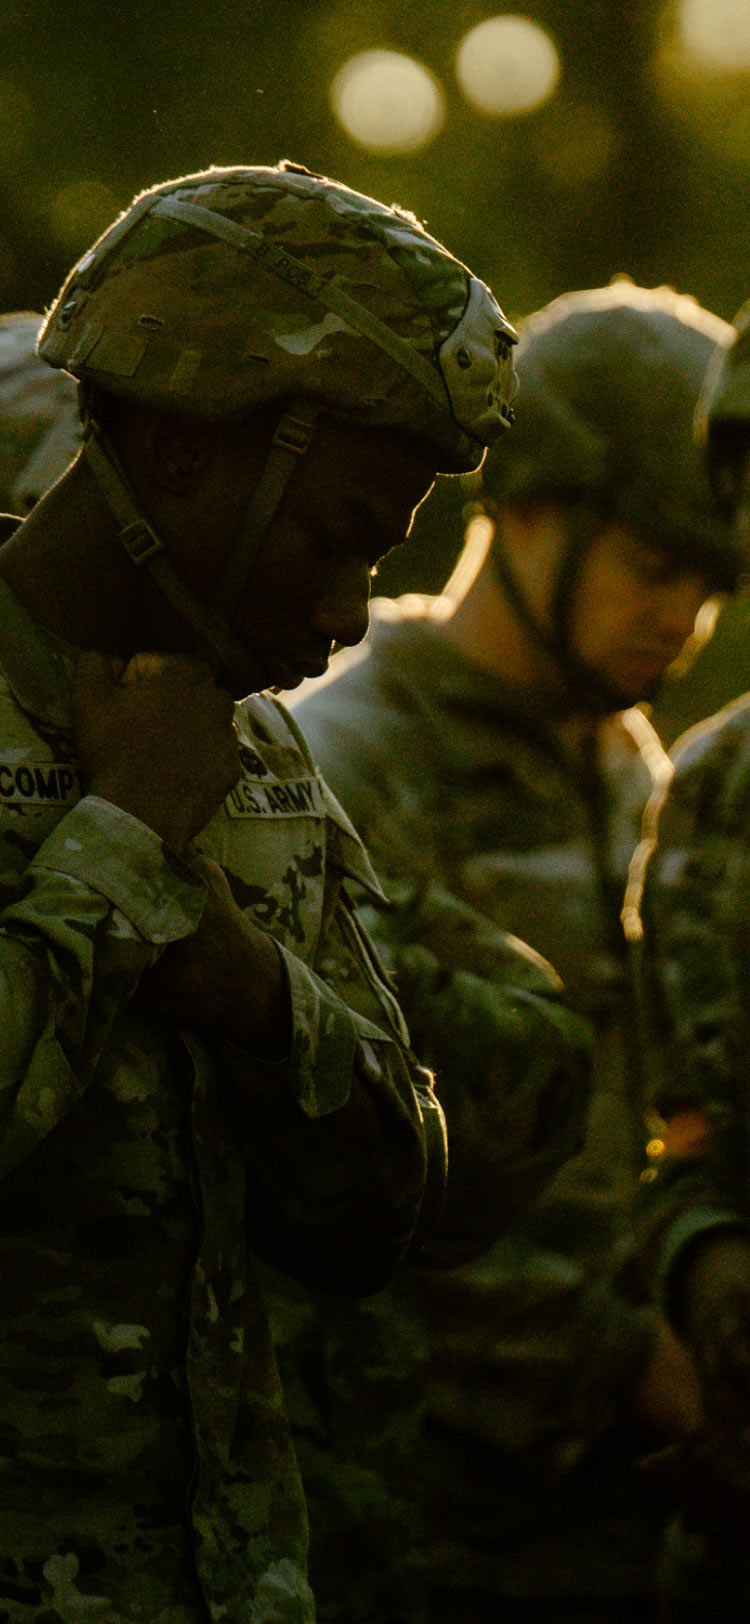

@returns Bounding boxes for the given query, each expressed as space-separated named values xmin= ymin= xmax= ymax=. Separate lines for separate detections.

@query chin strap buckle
xmin=119 ymin=518 xmax=163 ymax=565
xmin=273 ymin=409 xmax=318 ymax=457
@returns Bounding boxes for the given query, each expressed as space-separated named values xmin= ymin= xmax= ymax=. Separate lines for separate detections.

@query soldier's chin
xmin=625 ymin=672 xmax=663 ymax=705
xmin=219 ymin=650 xmax=270 ymax=701
xmin=579 ymin=665 xmax=662 ymax=715
xmin=602 ymin=655 xmax=673 ymax=709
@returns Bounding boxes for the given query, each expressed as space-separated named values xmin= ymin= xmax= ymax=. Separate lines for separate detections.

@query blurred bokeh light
xmin=677 ymin=0 xmax=750 ymax=69
xmin=455 ymin=15 xmax=560 ymax=117
xmin=656 ymin=0 xmax=750 ymax=166
xmin=330 ymin=50 xmax=446 ymax=154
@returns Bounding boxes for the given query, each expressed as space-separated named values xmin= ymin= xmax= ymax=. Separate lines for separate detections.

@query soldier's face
xmin=225 ymin=417 xmax=438 ymax=697
xmin=569 ymin=524 xmax=714 ymax=702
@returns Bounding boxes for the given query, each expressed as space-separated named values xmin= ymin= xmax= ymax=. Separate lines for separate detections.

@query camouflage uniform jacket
xmin=286 ymin=595 xmax=671 ymax=1612
xmin=633 ymin=691 xmax=750 ymax=1308
xmin=630 ymin=694 xmax=750 ymax=1620
xmin=0 ymin=578 xmax=440 ymax=1624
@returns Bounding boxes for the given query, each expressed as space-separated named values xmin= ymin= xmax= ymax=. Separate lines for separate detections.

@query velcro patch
xmin=0 ymin=761 xmax=80 ymax=804
xmin=225 ymin=775 xmax=323 ymax=819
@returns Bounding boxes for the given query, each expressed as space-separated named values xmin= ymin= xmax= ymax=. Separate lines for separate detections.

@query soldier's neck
xmin=441 ymin=564 xmax=578 ymax=716
xmin=0 ymin=459 xmax=156 ymax=656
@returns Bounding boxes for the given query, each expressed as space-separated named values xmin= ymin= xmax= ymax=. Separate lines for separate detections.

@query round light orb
xmin=331 ymin=49 xmax=446 ymax=155
xmin=656 ymin=0 xmax=750 ymax=165
xmin=456 ymin=15 xmax=560 ymax=117
xmin=678 ymin=0 xmax=750 ymax=70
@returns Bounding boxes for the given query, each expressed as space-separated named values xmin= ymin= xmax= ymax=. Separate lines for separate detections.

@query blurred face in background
xmin=568 ymin=524 xmax=714 ymax=704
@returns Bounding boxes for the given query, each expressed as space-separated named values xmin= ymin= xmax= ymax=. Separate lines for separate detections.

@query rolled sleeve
xmin=277 ymin=941 xmax=361 ymax=1117
xmin=30 ymin=795 xmax=207 ymax=943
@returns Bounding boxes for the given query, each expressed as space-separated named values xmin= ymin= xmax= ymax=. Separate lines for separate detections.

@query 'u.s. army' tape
xmin=225 ymin=775 xmax=324 ymax=820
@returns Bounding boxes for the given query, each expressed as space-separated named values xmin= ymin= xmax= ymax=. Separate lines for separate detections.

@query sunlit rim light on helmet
xmin=455 ymin=15 xmax=560 ymax=117
xmin=677 ymin=0 xmax=750 ymax=70
xmin=330 ymin=50 xmax=446 ymax=154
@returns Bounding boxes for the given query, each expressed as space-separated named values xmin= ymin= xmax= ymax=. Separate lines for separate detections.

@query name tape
xmin=0 ymin=762 xmax=80 ymax=805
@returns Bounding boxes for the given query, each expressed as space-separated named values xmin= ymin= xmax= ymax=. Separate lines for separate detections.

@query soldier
xmin=287 ymin=282 xmax=740 ymax=1624
xmin=0 ymin=310 xmax=81 ymax=516
xmin=0 ymin=160 xmax=523 ymax=1623
xmin=632 ymin=300 xmax=750 ymax=1621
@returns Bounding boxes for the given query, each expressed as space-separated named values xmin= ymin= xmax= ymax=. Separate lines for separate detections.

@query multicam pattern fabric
xmin=0 ymin=578 xmax=440 ymax=1623
xmin=632 ymin=692 xmax=750 ymax=1286
xmin=697 ymin=296 xmax=750 ymax=432
xmin=281 ymin=593 xmax=670 ymax=1617
xmin=630 ymin=692 xmax=750 ymax=1619
xmin=38 ymin=164 xmax=517 ymax=472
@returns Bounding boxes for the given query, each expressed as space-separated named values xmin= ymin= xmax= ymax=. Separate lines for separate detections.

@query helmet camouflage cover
xmin=480 ymin=280 xmax=740 ymax=584
xmin=39 ymin=162 xmax=518 ymax=474
xmin=695 ymin=297 xmax=750 ymax=523
xmin=697 ymin=297 xmax=750 ymax=429
xmin=0 ymin=312 xmax=81 ymax=514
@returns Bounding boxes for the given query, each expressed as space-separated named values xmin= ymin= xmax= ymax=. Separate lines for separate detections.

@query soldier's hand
xmin=142 ymin=853 xmax=291 ymax=1058
xmin=631 ymin=1319 xmax=703 ymax=1440
xmin=680 ymin=1232 xmax=750 ymax=1424
xmin=73 ymin=650 xmax=241 ymax=851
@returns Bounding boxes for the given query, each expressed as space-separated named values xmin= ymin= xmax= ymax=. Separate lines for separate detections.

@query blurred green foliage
xmin=3 ymin=0 xmax=747 ymax=325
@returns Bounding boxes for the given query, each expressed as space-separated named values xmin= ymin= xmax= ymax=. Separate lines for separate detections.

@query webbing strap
xmin=150 ymin=195 xmax=449 ymax=411
xmin=84 ymin=431 xmax=262 ymax=686
xmin=212 ymin=400 xmax=319 ymax=620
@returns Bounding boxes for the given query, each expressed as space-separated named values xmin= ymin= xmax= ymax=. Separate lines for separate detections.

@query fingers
xmin=120 ymin=651 xmax=215 ymax=686
xmin=77 ymin=647 xmax=228 ymax=692
xmin=72 ymin=648 xmax=240 ymax=848
xmin=186 ymin=849 xmax=235 ymax=894
xmin=120 ymin=651 xmax=174 ymax=684
xmin=119 ymin=651 xmax=237 ymax=723
xmin=73 ymin=648 xmax=126 ymax=691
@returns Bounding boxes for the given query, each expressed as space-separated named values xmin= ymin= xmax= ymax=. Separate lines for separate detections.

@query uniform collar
xmin=367 ymin=598 xmax=644 ymax=789
xmin=0 ymin=576 xmax=78 ymax=729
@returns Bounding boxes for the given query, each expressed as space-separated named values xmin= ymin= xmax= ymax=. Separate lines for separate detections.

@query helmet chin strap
xmin=211 ymin=398 xmax=319 ymax=619
xmin=492 ymin=504 xmax=633 ymax=716
xmin=83 ymin=397 xmax=320 ymax=693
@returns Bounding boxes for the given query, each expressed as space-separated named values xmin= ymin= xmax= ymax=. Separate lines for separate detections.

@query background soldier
xmin=0 ymin=310 xmax=81 ymax=518
xmin=287 ymin=282 xmax=739 ymax=1624
xmin=0 ymin=160 xmax=523 ymax=1623
xmin=632 ymin=299 xmax=750 ymax=1621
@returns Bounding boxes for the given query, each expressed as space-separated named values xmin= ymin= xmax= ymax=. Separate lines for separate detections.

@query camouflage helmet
xmin=37 ymin=163 xmax=517 ymax=690
xmin=0 ymin=312 xmax=81 ymax=514
xmin=695 ymin=298 xmax=750 ymax=524
xmin=480 ymin=280 xmax=738 ymax=586
xmin=38 ymin=162 xmax=518 ymax=475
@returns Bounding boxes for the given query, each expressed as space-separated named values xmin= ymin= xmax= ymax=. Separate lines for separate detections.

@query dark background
xmin=2 ymin=0 xmax=749 ymax=737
